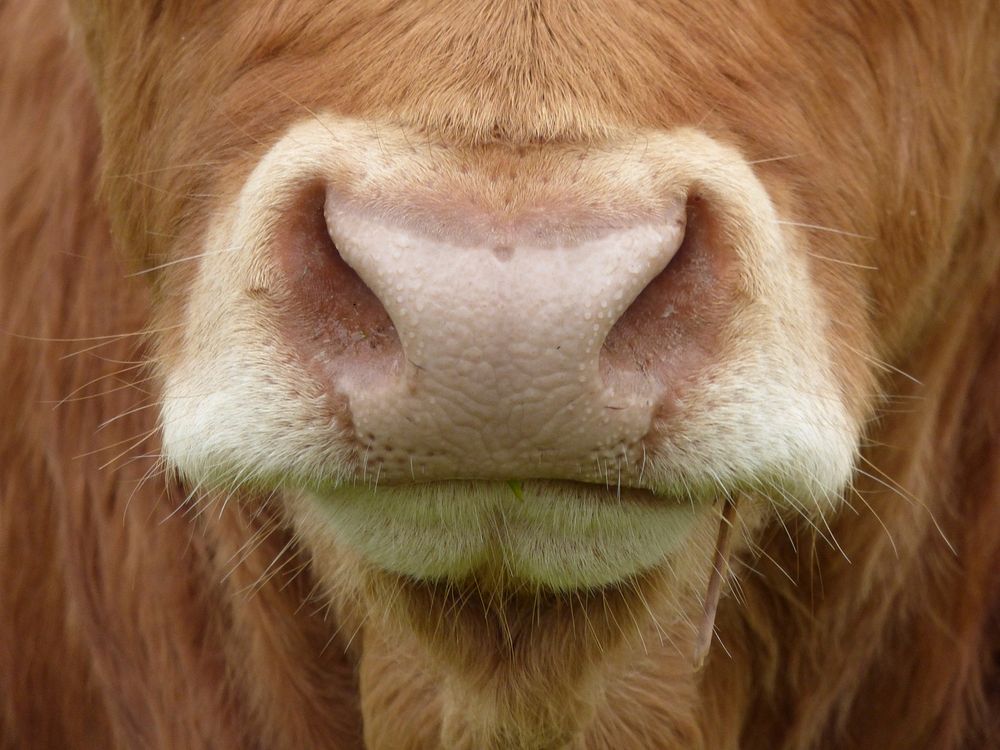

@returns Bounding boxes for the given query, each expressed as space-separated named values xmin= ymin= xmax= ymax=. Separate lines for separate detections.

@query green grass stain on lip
xmin=506 ymin=479 xmax=525 ymax=500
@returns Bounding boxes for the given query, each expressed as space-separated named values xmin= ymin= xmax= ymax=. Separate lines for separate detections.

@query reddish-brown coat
xmin=1 ymin=1 xmax=998 ymax=747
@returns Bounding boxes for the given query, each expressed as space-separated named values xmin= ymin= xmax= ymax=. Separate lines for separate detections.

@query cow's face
xmin=72 ymin=1 xmax=963 ymax=615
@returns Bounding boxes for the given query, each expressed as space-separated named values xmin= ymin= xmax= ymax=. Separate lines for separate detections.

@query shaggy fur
xmin=1 ymin=1 xmax=998 ymax=748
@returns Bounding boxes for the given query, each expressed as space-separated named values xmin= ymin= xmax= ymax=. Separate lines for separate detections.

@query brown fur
xmin=2 ymin=1 xmax=998 ymax=748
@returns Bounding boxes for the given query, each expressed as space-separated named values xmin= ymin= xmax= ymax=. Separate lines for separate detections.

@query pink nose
xmin=277 ymin=182 xmax=721 ymax=486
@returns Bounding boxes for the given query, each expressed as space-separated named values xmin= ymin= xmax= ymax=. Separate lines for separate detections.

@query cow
xmin=1 ymin=1 xmax=997 ymax=748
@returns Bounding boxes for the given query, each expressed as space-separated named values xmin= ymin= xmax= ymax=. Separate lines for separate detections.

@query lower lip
xmin=299 ymin=479 xmax=701 ymax=590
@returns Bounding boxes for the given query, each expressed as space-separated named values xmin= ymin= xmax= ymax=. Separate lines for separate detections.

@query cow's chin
xmin=285 ymin=480 xmax=710 ymax=591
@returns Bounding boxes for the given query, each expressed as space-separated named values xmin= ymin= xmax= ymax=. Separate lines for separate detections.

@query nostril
xmin=601 ymin=195 xmax=734 ymax=389
xmin=273 ymin=184 xmax=401 ymax=375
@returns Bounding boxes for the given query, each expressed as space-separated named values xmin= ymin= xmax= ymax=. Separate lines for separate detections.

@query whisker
xmin=127 ymin=248 xmax=235 ymax=277
xmin=96 ymin=400 xmax=160 ymax=431
xmin=123 ymin=455 xmax=167 ymax=524
xmin=47 ymin=362 xmax=148 ymax=407
xmin=6 ymin=327 xmax=175 ymax=345
xmin=107 ymin=160 xmax=227 ymax=178
xmin=806 ymin=251 xmax=879 ymax=271
xmin=96 ymin=425 xmax=162 ymax=471
xmin=73 ymin=424 xmax=160 ymax=459
xmin=855 ymin=456 xmax=956 ymax=555
xmin=746 ymin=154 xmax=802 ymax=165
xmin=848 ymin=483 xmax=898 ymax=558
xmin=777 ymin=220 xmax=874 ymax=240
xmin=839 ymin=340 xmax=923 ymax=385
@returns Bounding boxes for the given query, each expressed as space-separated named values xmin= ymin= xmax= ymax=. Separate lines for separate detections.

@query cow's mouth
xmin=295 ymin=476 xmax=711 ymax=591
xmin=342 ymin=477 xmax=666 ymax=504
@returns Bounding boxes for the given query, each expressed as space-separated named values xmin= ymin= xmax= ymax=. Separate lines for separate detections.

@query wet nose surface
xmin=323 ymin=198 xmax=687 ymax=482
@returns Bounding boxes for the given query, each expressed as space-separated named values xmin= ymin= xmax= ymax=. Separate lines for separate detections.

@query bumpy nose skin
xmin=326 ymin=199 xmax=687 ymax=483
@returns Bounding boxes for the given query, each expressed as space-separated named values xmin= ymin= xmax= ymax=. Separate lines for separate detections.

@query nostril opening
xmin=272 ymin=183 xmax=401 ymax=370
xmin=600 ymin=194 xmax=732 ymax=387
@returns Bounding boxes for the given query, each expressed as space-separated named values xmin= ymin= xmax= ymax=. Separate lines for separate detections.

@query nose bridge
xmin=326 ymin=195 xmax=686 ymax=479
xmin=331 ymin=209 xmax=682 ymax=361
